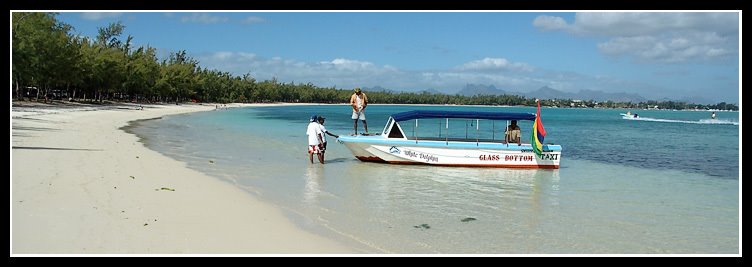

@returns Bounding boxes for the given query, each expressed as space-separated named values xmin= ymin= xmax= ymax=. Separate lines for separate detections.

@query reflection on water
xmin=300 ymin=161 xmax=564 ymax=253
xmin=303 ymin=164 xmax=323 ymax=206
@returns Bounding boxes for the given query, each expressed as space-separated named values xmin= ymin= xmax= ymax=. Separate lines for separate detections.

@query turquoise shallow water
xmin=129 ymin=105 xmax=739 ymax=254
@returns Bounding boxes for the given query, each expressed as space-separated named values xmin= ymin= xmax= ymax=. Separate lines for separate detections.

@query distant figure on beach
xmin=504 ymin=120 xmax=521 ymax=146
xmin=139 ymin=105 xmax=143 ymax=110
xmin=317 ymin=116 xmax=339 ymax=163
xmin=711 ymin=112 xmax=716 ymax=119
xmin=306 ymin=115 xmax=324 ymax=164
xmin=349 ymin=87 xmax=368 ymax=135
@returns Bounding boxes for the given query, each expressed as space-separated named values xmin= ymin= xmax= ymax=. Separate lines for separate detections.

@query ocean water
xmin=128 ymin=105 xmax=739 ymax=254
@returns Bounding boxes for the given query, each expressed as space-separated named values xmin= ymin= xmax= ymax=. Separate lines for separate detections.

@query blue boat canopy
xmin=391 ymin=110 xmax=536 ymax=122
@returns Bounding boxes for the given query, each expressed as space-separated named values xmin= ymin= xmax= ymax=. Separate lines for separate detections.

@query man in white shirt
xmin=306 ymin=115 xmax=324 ymax=164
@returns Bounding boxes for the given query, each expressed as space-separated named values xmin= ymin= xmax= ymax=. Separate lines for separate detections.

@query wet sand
xmin=11 ymin=102 xmax=354 ymax=254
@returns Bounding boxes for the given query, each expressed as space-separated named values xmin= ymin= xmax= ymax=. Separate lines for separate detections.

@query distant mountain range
xmin=419 ymin=88 xmax=443 ymax=94
xmin=456 ymin=84 xmax=648 ymax=103
xmin=673 ymin=95 xmax=717 ymax=105
xmin=366 ymin=86 xmax=442 ymax=95
xmin=455 ymin=84 xmax=510 ymax=96
xmin=366 ymin=84 xmax=723 ymax=104
xmin=364 ymin=86 xmax=394 ymax=93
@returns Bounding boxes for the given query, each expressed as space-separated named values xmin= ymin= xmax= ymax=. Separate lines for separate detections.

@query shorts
xmin=308 ymin=145 xmax=321 ymax=154
xmin=352 ymin=110 xmax=366 ymax=120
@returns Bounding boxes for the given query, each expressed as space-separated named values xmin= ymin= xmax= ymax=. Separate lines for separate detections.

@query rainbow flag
xmin=531 ymin=100 xmax=547 ymax=156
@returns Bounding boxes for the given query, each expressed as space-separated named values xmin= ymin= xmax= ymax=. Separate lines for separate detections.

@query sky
xmin=54 ymin=11 xmax=740 ymax=104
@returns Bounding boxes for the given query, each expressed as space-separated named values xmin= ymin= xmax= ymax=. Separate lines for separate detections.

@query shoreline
xmin=11 ymin=102 xmax=356 ymax=254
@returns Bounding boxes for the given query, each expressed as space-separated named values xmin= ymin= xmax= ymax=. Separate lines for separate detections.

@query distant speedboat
xmin=337 ymin=110 xmax=561 ymax=168
xmin=620 ymin=113 xmax=639 ymax=119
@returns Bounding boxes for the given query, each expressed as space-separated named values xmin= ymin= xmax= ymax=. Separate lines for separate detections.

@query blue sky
xmin=56 ymin=11 xmax=740 ymax=104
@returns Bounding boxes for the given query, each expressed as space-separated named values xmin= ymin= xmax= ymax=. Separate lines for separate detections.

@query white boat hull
xmin=620 ymin=113 xmax=638 ymax=119
xmin=340 ymin=137 xmax=561 ymax=169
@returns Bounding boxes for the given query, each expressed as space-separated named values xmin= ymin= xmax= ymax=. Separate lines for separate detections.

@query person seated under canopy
xmin=504 ymin=120 xmax=521 ymax=146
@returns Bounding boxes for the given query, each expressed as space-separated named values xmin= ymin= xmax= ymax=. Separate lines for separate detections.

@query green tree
xmin=12 ymin=12 xmax=75 ymax=101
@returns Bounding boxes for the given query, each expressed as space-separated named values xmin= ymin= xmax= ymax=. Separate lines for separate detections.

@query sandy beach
xmin=11 ymin=102 xmax=355 ymax=254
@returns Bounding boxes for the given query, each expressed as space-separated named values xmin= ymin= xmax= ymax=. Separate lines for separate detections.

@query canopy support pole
xmin=476 ymin=119 xmax=479 ymax=146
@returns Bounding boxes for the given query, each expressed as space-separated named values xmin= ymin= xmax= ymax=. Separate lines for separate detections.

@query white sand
xmin=11 ymin=102 xmax=355 ymax=254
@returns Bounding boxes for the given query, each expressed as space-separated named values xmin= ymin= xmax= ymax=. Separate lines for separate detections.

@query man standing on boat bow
xmin=350 ymin=87 xmax=368 ymax=135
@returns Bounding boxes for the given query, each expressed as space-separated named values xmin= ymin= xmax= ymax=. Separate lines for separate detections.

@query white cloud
xmin=241 ymin=16 xmax=265 ymax=24
xmin=196 ymin=53 xmax=567 ymax=93
xmin=180 ymin=13 xmax=229 ymax=24
xmin=193 ymin=51 xmax=734 ymax=103
xmin=456 ymin=58 xmax=534 ymax=72
xmin=533 ymin=12 xmax=739 ymax=63
xmin=196 ymin=53 xmax=404 ymax=89
xmin=597 ymin=31 xmax=732 ymax=63
xmin=209 ymin=51 xmax=257 ymax=61
xmin=532 ymin=15 xmax=569 ymax=31
xmin=319 ymin=58 xmax=376 ymax=72
xmin=568 ymin=12 xmax=738 ymax=37
xmin=80 ymin=12 xmax=123 ymax=21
